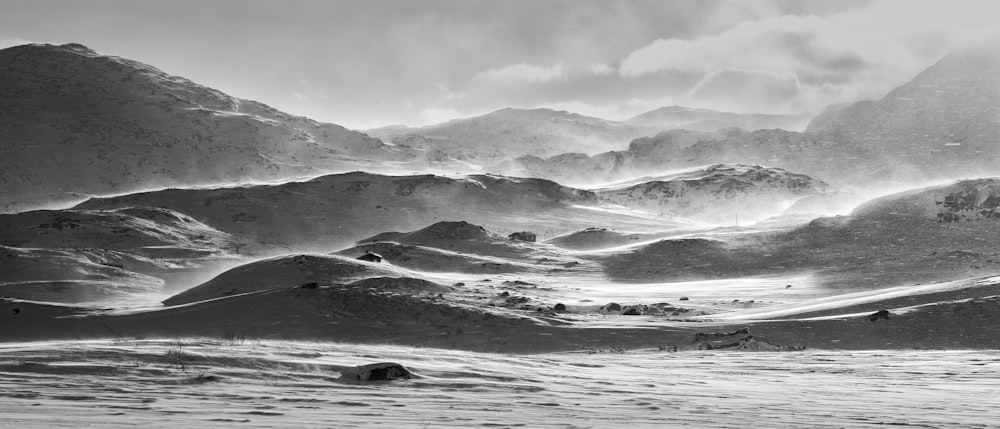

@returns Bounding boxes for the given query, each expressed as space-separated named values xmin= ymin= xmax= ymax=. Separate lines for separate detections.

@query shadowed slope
xmin=72 ymin=172 xmax=660 ymax=251
xmin=0 ymin=43 xmax=397 ymax=212
xmin=602 ymin=179 xmax=1000 ymax=290
xmin=162 ymin=253 xmax=404 ymax=306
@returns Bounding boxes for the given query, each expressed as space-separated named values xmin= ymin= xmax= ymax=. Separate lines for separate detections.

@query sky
xmin=1 ymin=0 xmax=998 ymax=129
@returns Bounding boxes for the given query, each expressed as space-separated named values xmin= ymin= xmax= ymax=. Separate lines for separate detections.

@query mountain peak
xmin=806 ymin=42 xmax=1000 ymax=138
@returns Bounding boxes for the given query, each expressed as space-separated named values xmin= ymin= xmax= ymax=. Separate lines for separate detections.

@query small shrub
xmin=221 ymin=329 xmax=246 ymax=346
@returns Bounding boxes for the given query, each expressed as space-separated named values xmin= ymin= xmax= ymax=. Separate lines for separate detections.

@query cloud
xmin=686 ymin=68 xmax=802 ymax=113
xmin=471 ymin=62 xmax=565 ymax=84
xmin=615 ymin=0 xmax=1000 ymax=114
xmin=419 ymin=107 xmax=465 ymax=126
xmin=588 ymin=63 xmax=615 ymax=75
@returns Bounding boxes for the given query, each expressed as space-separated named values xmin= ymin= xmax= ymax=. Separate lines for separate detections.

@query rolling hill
xmin=72 ymin=172 xmax=678 ymax=251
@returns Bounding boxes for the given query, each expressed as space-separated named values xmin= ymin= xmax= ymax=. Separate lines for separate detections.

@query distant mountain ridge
xmin=71 ymin=171 xmax=612 ymax=250
xmin=804 ymin=40 xmax=1000 ymax=177
xmin=627 ymin=106 xmax=811 ymax=132
xmin=367 ymin=107 xmax=662 ymax=161
xmin=510 ymin=42 xmax=1000 ymax=189
xmin=0 ymin=43 xmax=398 ymax=213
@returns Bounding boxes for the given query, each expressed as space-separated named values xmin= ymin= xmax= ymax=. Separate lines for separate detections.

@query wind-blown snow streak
xmin=705 ymin=276 xmax=1000 ymax=321
xmin=0 ymin=340 xmax=997 ymax=428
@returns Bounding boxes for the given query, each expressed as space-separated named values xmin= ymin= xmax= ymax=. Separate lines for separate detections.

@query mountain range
xmin=508 ymin=41 xmax=1000 ymax=189
xmin=5 ymin=40 xmax=1000 ymax=354
xmin=7 ymin=41 xmax=999 ymax=214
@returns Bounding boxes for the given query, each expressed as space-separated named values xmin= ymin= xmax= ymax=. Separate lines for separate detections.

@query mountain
xmin=602 ymin=178 xmax=1000 ymax=290
xmin=807 ymin=42 xmax=1000 ymax=142
xmin=802 ymin=40 xmax=1000 ymax=180
xmin=627 ymin=106 xmax=811 ymax=132
xmin=368 ymin=107 xmax=660 ymax=162
xmin=512 ymin=43 xmax=1000 ymax=189
xmin=72 ymin=172 xmax=676 ymax=251
xmin=593 ymin=164 xmax=832 ymax=224
xmin=0 ymin=43 xmax=400 ymax=213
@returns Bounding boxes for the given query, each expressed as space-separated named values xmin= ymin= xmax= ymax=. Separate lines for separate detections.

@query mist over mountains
xmin=5 ymin=41 xmax=999 ymax=215
xmin=5 ymin=39 xmax=1000 ymax=358
xmin=507 ymin=41 xmax=1000 ymax=189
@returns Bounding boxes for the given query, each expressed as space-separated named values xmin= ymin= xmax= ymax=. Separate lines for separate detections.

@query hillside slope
xmin=512 ymin=43 xmax=1000 ymax=189
xmin=73 ymin=172 xmax=675 ymax=251
xmin=602 ymin=179 xmax=1000 ymax=290
xmin=370 ymin=108 xmax=660 ymax=162
xmin=0 ymin=43 xmax=399 ymax=212
xmin=594 ymin=164 xmax=831 ymax=223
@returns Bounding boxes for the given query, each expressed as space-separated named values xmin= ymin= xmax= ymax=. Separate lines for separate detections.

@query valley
xmin=3 ymin=30 xmax=1000 ymax=427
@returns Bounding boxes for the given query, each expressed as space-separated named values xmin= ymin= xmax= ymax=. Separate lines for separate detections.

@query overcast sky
xmin=1 ymin=0 xmax=998 ymax=129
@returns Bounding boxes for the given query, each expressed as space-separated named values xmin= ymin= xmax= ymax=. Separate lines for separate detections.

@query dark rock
xmin=602 ymin=302 xmax=622 ymax=312
xmin=300 ymin=282 xmax=319 ymax=289
xmin=690 ymin=328 xmax=804 ymax=351
xmin=868 ymin=309 xmax=891 ymax=321
xmin=553 ymin=303 xmax=567 ymax=311
xmin=353 ymin=362 xmax=412 ymax=381
xmin=622 ymin=306 xmax=644 ymax=316
xmin=508 ymin=231 xmax=537 ymax=242
xmin=195 ymin=374 xmax=221 ymax=382
xmin=679 ymin=296 xmax=689 ymax=301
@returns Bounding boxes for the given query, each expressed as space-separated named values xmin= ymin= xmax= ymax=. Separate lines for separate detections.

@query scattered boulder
xmin=508 ymin=231 xmax=537 ymax=242
xmin=490 ymin=293 xmax=530 ymax=308
xmin=868 ymin=310 xmax=891 ymax=322
xmin=689 ymin=328 xmax=803 ymax=351
xmin=693 ymin=328 xmax=753 ymax=350
xmin=679 ymin=296 xmax=689 ymax=301
xmin=602 ymin=302 xmax=622 ymax=312
xmin=357 ymin=252 xmax=383 ymax=263
xmin=622 ymin=305 xmax=645 ymax=316
xmin=349 ymin=362 xmax=413 ymax=381
xmin=553 ymin=303 xmax=567 ymax=312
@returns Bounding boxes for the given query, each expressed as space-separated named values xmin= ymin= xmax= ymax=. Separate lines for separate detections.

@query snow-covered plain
xmin=1 ymin=340 xmax=997 ymax=428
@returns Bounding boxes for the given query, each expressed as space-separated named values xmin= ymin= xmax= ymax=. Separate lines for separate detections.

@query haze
xmin=4 ymin=1 xmax=1000 ymax=427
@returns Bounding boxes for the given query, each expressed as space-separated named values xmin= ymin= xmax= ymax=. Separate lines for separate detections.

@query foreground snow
xmin=1 ymin=340 xmax=997 ymax=428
